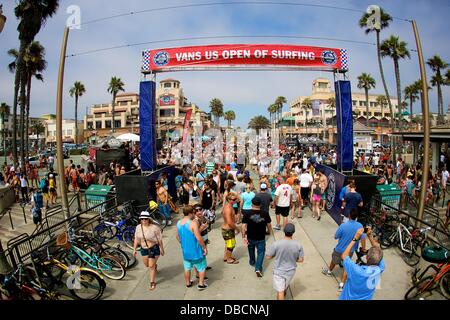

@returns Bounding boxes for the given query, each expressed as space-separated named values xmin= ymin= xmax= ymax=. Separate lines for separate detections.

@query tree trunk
xmin=437 ymin=70 xmax=443 ymax=124
xmin=410 ymin=96 xmax=413 ymax=129
xmin=75 ymin=95 xmax=78 ymax=144
xmin=12 ymin=41 xmax=26 ymax=166
xmin=394 ymin=58 xmax=402 ymax=131
xmin=19 ymin=66 xmax=27 ymax=171
xmin=376 ymin=31 xmax=395 ymax=162
xmin=365 ymin=88 xmax=369 ymax=128
xmin=26 ymin=74 xmax=31 ymax=158
xmin=112 ymin=94 xmax=116 ymax=133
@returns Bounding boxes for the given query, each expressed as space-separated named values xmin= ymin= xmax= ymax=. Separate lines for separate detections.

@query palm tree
xmin=107 ymin=77 xmax=125 ymax=133
xmin=69 ymin=81 xmax=86 ymax=144
xmin=404 ymin=83 xmax=419 ymax=125
xmin=268 ymin=103 xmax=278 ymax=128
xmin=209 ymin=98 xmax=224 ymax=127
xmin=13 ymin=0 xmax=59 ymax=167
xmin=427 ymin=55 xmax=448 ymax=124
xmin=32 ymin=121 xmax=45 ymax=151
xmin=223 ymin=110 xmax=236 ymax=127
xmin=375 ymin=95 xmax=388 ymax=127
xmin=380 ymin=35 xmax=410 ymax=130
xmin=7 ymin=48 xmax=19 ymax=163
xmin=357 ymin=73 xmax=376 ymax=127
xmin=359 ymin=7 xmax=395 ymax=157
xmin=275 ymin=96 xmax=287 ymax=126
xmin=326 ymin=97 xmax=336 ymax=126
xmin=0 ymin=103 xmax=10 ymax=160
xmin=24 ymin=41 xmax=46 ymax=156
xmin=301 ymin=98 xmax=312 ymax=135
xmin=248 ymin=115 xmax=270 ymax=134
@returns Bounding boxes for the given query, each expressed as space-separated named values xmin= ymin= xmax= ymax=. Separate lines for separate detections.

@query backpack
xmin=32 ymin=207 xmax=41 ymax=218
xmin=33 ymin=191 xmax=44 ymax=210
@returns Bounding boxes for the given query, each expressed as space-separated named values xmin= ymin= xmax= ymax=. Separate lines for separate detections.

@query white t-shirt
xmin=300 ymin=173 xmax=313 ymax=188
xmin=440 ymin=155 xmax=445 ymax=163
xmin=302 ymin=157 xmax=308 ymax=170
xmin=373 ymin=156 xmax=379 ymax=166
xmin=442 ymin=170 xmax=449 ymax=185
xmin=275 ymin=184 xmax=292 ymax=207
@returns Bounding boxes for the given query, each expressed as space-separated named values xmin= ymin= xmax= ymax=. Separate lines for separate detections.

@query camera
xmin=364 ymin=224 xmax=371 ymax=233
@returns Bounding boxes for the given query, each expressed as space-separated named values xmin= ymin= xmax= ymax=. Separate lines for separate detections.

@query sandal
xmin=149 ymin=282 xmax=156 ymax=290
xmin=226 ymin=258 xmax=239 ymax=264
xmin=186 ymin=281 xmax=194 ymax=288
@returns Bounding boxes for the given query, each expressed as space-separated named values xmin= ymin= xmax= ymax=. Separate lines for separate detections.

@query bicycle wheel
xmin=122 ymin=227 xmax=135 ymax=250
xmin=380 ymin=229 xmax=396 ymax=249
xmin=401 ymin=235 xmax=421 ymax=267
xmin=151 ymin=210 xmax=167 ymax=230
xmin=69 ymin=270 xmax=106 ymax=300
xmin=102 ymin=248 xmax=129 ymax=269
xmin=94 ymin=223 xmax=117 ymax=240
xmin=404 ymin=276 xmax=436 ymax=300
xmin=97 ymin=255 xmax=126 ymax=280
xmin=439 ymin=272 xmax=450 ymax=299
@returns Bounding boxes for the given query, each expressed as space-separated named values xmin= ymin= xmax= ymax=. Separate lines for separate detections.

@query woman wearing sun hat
xmin=133 ymin=211 xmax=165 ymax=291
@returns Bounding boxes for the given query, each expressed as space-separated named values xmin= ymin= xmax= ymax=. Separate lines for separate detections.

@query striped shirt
xmin=205 ymin=162 xmax=215 ymax=175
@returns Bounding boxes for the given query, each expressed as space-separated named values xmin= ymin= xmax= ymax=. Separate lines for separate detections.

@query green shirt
xmin=206 ymin=161 xmax=215 ymax=175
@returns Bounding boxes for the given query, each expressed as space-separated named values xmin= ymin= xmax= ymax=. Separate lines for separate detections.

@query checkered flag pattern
xmin=340 ymin=49 xmax=349 ymax=70
xmin=142 ymin=50 xmax=151 ymax=71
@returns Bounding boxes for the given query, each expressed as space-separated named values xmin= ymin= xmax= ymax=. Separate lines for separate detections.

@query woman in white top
xmin=133 ymin=211 xmax=164 ymax=291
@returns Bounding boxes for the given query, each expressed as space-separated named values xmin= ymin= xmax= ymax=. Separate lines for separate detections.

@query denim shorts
xmin=140 ymin=245 xmax=160 ymax=259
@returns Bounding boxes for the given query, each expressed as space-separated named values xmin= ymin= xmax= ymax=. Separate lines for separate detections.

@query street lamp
xmin=0 ymin=4 xmax=6 ymax=34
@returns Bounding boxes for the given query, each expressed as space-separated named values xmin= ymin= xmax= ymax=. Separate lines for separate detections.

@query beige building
xmin=83 ymin=79 xmax=211 ymax=142
xmin=285 ymin=78 xmax=400 ymax=143
xmin=46 ymin=119 xmax=84 ymax=144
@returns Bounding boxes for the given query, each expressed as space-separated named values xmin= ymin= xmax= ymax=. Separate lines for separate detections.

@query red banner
xmin=182 ymin=109 xmax=192 ymax=144
xmin=142 ymin=44 xmax=348 ymax=73
xmin=159 ymin=95 xmax=175 ymax=106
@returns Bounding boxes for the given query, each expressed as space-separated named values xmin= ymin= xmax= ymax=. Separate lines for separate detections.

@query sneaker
xmin=197 ymin=284 xmax=208 ymax=291
xmin=255 ymin=271 xmax=263 ymax=278
xmin=338 ymin=283 xmax=344 ymax=292
xmin=206 ymin=266 xmax=212 ymax=270
xmin=321 ymin=268 xmax=333 ymax=277
xmin=273 ymin=224 xmax=281 ymax=230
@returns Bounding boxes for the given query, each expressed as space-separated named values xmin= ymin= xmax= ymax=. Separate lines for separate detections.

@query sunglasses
xmin=230 ymin=198 xmax=237 ymax=201
xmin=195 ymin=208 xmax=203 ymax=211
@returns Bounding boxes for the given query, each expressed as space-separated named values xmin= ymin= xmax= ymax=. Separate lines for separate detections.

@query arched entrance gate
xmin=139 ymin=44 xmax=352 ymax=173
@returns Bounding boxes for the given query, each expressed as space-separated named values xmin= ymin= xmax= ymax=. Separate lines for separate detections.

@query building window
xmin=370 ymin=102 xmax=376 ymax=107
xmin=114 ymin=120 xmax=121 ymax=128
xmin=105 ymin=121 xmax=111 ymax=128
xmin=352 ymin=100 xmax=357 ymax=106
xmin=385 ymin=113 xmax=391 ymax=118
xmin=359 ymin=101 xmax=367 ymax=107
xmin=95 ymin=121 xmax=102 ymax=129
xmin=67 ymin=129 xmax=73 ymax=135
xmin=87 ymin=122 xmax=93 ymax=129
xmin=374 ymin=112 xmax=382 ymax=117
xmin=318 ymin=82 xmax=327 ymax=88
xmin=164 ymin=83 xmax=171 ymax=88
xmin=160 ymin=109 xmax=176 ymax=117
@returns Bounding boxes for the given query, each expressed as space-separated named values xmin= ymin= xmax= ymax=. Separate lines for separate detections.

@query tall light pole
xmin=0 ymin=4 xmax=6 ymax=34
xmin=56 ymin=27 xmax=70 ymax=219
xmin=411 ymin=20 xmax=430 ymax=228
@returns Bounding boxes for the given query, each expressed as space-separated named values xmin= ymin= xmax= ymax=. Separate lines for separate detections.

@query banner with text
xmin=142 ymin=44 xmax=348 ymax=73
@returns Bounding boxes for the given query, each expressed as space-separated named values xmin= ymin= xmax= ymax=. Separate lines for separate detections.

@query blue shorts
xmin=183 ymin=257 xmax=207 ymax=272
xmin=140 ymin=245 xmax=160 ymax=259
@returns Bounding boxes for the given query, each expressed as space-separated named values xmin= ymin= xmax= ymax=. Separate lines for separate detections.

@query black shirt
xmin=242 ymin=209 xmax=272 ymax=241
xmin=256 ymin=191 xmax=272 ymax=214
xmin=202 ymin=189 xmax=214 ymax=210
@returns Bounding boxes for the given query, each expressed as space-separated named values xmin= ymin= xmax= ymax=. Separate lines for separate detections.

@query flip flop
xmin=226 ymin=259 xmax=239 ymax=264
xmin=149 ymin=282 xmax=156 ymax=290
xmin=186 ymin=281 xmax=194 ymax=288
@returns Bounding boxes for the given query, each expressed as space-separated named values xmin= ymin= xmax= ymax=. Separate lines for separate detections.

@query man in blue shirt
xmin=322 ymin=209 xmax=366 ymax=291
xmin=339 ymin=226 xmax=384 ymax=300
xmin=342 ymin=181 xmax=363 ymax=223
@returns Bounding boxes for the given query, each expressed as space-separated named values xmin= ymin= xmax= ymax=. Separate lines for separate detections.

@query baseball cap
xmin=260 ymin=183 xmax=267 ymax=190
xmin=284 ymin=223 xmax=295 ymax=234
xmin=252 ymin=196 xmax=262 ymax=206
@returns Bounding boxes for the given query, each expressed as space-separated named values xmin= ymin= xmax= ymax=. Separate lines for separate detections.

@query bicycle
xmin=404 ymin=246 xmax=450 ymax=300
xmin=30 ymin=245 xmax=106 ymax=300
xmin=379 ymin=218 xmax=430 ymax=266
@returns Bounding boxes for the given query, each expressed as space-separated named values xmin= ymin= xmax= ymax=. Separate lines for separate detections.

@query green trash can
xmin=85 ymin=185 xmax=114 ymax=212
xmin=376 ymin=183 xmax=402 ymax=210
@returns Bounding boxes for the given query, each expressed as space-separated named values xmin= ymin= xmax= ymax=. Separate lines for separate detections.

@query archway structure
xmin=139 ymin=43 xmax=353 ymax=172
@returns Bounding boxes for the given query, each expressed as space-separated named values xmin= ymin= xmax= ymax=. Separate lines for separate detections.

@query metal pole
xmin=56 ymin=27 xmax=70 ymax=219
xmin=412 ymin=20 xmax=430 ymax=228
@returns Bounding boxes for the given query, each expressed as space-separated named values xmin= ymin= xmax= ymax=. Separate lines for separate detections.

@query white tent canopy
xmin=116 ymin=133 xmax=140 ymax=142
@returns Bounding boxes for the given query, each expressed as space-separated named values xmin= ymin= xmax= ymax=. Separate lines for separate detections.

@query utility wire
xmin=75 ymin=1 xmax=411 ymax=28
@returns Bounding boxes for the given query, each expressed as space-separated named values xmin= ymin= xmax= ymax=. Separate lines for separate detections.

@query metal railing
xmin=0 ymin=207 xmax=13 ymax=230
xmin=369 ymin=195 xmax=450 ymax=251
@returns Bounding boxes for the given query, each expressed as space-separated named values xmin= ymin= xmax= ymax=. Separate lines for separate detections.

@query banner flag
xmin=142 ymin=44 xmax=348 ymax=73
xmin=182 ymin=109 xmax=193 ymax=144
